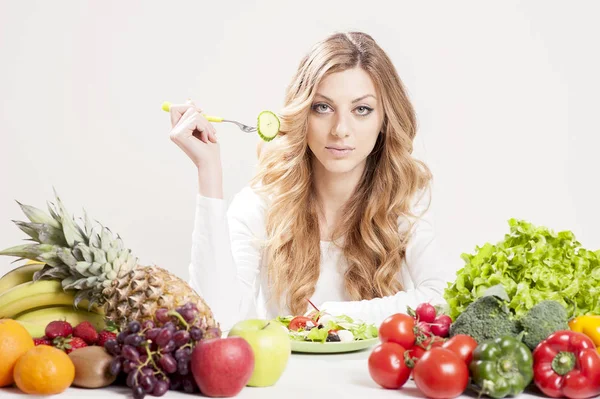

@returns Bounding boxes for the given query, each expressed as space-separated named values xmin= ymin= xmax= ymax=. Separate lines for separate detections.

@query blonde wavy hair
xmin=251 ymin=31 xmax=432 ymax=315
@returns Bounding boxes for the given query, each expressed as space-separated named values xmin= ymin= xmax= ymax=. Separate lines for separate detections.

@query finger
xmin=174 ymin=107 xmax=199 ymax=134
xmin=205 ymin=117 xmax=218 ymax=143
xmin=186 ymin=99 xmax=204 ymax=114
xmin=207 ymin=131 xmax=217 ymax=143
xmin=170 ymin=104 xmax=194 ymax=127
xmin=170 ymin=107 xmax=199 ymax=143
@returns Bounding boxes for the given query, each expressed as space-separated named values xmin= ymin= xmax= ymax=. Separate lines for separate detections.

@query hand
xmin=169 ymin=100 xmax=223 ymax=198
xmin=169 ymin=100 xmax=219 ymax=166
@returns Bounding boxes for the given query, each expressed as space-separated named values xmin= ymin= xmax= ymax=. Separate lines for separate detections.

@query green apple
xmin=227 ymin=319 xmax=291 ymax=387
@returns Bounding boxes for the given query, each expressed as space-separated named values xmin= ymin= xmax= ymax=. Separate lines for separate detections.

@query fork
xmin=162 ymin=101 xmax=257 ymax=133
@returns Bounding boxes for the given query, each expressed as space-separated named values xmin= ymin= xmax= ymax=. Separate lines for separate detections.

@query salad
xmin=275 ymin=311 xmax=378 ymax=344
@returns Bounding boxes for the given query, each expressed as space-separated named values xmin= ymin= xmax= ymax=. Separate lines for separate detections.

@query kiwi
xmin=68 ymin=346 xmax=117 ymax=388
xmin=257 ymin=110 xmax=280 ymax=142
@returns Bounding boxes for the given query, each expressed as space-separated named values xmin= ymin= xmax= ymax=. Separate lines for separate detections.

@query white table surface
xmin=0 ymin=346 xmax=546 ymax=399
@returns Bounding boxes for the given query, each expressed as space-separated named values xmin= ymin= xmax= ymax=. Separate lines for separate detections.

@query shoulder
xmin=227 ymin=185 xmax=269 ymax=233
xmin=398 ymin=184 xmax=435 ymax=234
xmin=229 ymin=185 xmax=268 ymax=211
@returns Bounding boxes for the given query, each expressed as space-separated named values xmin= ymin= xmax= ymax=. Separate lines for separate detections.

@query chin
xmin=321 ymin=159 xmax=360 ymax=174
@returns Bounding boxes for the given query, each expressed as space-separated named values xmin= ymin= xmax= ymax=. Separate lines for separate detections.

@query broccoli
xmin=449 ymin=295 xmax=521 ymax=343
xmin=519 ymin=300 xmax=569 ymax=350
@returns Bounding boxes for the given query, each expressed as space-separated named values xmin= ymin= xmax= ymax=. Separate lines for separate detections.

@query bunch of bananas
xmin=0 ymin=261 xmax=106 ymax=337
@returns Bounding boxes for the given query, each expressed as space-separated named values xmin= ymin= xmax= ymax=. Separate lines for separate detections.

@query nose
xmin=331 ymin=114 xmax=350 ymax=138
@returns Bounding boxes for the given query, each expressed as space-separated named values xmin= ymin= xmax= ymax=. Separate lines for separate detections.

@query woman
xmin=169 ymin=31 xmax=451 ymax=331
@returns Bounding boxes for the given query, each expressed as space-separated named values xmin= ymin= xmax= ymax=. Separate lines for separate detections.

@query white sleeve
xmin=187 ymin=186 xmax=266 ymax=332
xmin=319 ymin=187 xmax=453 ymax=326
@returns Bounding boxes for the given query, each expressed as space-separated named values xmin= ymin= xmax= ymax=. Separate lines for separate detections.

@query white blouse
xmin=188 ymin=185 xmax=453 ymax=331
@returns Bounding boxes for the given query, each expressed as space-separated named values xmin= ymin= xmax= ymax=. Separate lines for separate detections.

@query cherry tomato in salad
xmin=288 ymin=316 xmax=314 ymax=331
xmin=379 ymin=313 xmax=416 ymax=349
xmin=368 ymin=342 xmax=412 ymax=389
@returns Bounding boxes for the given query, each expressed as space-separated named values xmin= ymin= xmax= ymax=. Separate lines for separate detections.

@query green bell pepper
xmin=469 ymin=335 xmax=534 ymax=398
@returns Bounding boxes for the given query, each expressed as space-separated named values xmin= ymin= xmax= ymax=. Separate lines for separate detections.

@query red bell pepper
xmin=533 ymin=330 xmax=600 ymax=399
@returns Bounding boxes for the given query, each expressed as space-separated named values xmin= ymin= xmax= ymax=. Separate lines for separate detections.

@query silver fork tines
xmin=223 ymin=119 xmax=257 ymax=133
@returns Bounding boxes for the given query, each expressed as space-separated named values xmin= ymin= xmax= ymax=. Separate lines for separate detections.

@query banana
xmin=16 ymin=306 xmax=106 ymax=333
xmin=16 ymin=320 xmax=46 ymax=338
xmin=0 ymin=280 xmax=103 ymax=318
xmin=0 ymin=263 xmax=45 ymax=294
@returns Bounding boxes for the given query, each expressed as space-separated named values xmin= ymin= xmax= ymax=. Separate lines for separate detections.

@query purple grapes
xmin=140 ymin=374 xmax=155 ymax=393
xmin=152 ymin=380 xmax=169 ymax=396
xmin=173 ymin=331 xmax=190 ymax=347
xmin=163 ymin=322 xmax=176 ymax=334
xmin=128 ymin=320 xmax=141 ymax=333
xmin=155 ymin=329 xmax=172 ymax=347
xmin=158 ymin=354 xmax=177 ymax=374
xmin=104 ymin=339 xmax=120 ymax=356
xmin=177 ymin=359 xmax=189 ymax=376
xmin=109 ymin=357 xmax=122 ymax=376
xmin=145 ymin=328 xmax=161 ymax=341
xmin=155 ymin=308 xmax=170 ymax=324
xmin=180 ymin=308 xmax=195 ymax=323
xmin=106 ymin=302 xmax=217 ymax=398
xmin=117 ymin=331 xmax=128 ymax=344
xmin=141 ymin=320 xmax=155 ymax=330
xmin=122 ymin=345 xmax=140 ymax=362
xmin=190 ymin=326 xmax=203 ymax=341
xmin=132 ymin=385 xmax=145 ymax=399
xmin=162 ymin=340 xmax=176 ymax=353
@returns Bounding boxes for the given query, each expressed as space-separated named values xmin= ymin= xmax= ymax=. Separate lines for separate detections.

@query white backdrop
xmin=1 ymin=0 xmax=598 ymax=283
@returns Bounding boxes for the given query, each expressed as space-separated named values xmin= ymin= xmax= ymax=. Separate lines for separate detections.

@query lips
xmin=325 ymin=145 xmax=354 ymax=151
xmin=325 ymin=145 xmax=354 ymax=158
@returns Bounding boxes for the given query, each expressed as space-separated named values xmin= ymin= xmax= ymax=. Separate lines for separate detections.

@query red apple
xmin=191 ymin=337 xmax=255 ymax=397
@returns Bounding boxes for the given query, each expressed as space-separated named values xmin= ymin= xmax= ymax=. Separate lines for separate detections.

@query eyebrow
xmin=315 ymin=93 xmax=377 ymax=104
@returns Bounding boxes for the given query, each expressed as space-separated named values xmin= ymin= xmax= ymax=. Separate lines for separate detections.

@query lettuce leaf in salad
xmin=325 ymin=315 xmax=378 ymax=340
xmin=306 ymin=327 xmax=329 ymax=342
xmin=275 ymin=316 xmax=293 ymax=328
xmin=277 ymin=313 xmax=378 ymax=343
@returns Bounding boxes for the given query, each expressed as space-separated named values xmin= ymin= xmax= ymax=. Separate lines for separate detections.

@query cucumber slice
xmin=257 ymin=110 xmax=280 ymax=142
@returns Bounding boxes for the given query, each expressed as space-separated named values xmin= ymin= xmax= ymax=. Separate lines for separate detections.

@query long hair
xmin=251 ymin=31 xmax=432 ymax=315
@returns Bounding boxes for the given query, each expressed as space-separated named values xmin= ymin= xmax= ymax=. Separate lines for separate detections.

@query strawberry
xmin=45 ymin=320 xmax=73 ymax=339
xmin=54 ymin=336 xmax=88 ymax=354
xmin=33 ymin=337 xmax=52 ymax=346
xmin=97 ymin=330 xmax=117 ymax=347
xmin=73 ymin=321 xmax=99 ymax=345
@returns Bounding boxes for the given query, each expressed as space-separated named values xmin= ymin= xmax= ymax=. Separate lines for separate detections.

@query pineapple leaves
xmin=33 ymin=265 xmax=71 ymax=281
xmin=14 ymin=221 xmax=67 ymax=246
xmin=52 ymin=189 xmax=85 ymax=246
xmin=16 ymin=201 xmax=61 ymax=229
xmin=1 ymin=190 xmax=139 ymax=301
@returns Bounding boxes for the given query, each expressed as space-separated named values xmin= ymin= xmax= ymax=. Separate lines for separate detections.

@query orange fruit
xmin=13 ymin=345 xmax=75 ymax=395
xmin=0 ymin=318 xmax=34 ymax=387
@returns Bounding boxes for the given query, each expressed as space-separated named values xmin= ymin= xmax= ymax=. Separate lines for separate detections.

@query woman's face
xmin=307 ymin=67 xmax=384 ymax=176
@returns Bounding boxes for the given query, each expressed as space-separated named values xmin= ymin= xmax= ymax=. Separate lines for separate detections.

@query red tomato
xmin=288 ymin=316 xmax=313 ymax=331
xmin=411 ymin=336 xmax=445 ymax=361
xmin=441 ymin=335 xmax=478 ymax=365
xmin=368 ymin=342 xmax=412 ymax=389
xmin=413 ymin=348 xmax=469 ymax=399
xmin=379 ymin=313 xmax=416 ymax=349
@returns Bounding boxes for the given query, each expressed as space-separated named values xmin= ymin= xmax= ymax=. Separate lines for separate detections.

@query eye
xmin=312 ymin=103 xmax=332 ymax=114
xmin=355 ymin=106 xmax=374 ymax=116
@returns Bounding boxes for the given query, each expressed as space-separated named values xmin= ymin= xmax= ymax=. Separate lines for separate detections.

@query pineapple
xmin=0 ymin=191 xmax=219 ymax=332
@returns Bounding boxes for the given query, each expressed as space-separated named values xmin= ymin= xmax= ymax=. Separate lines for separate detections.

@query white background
xmin=1 ymin=0 xmax=598 ymax=283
